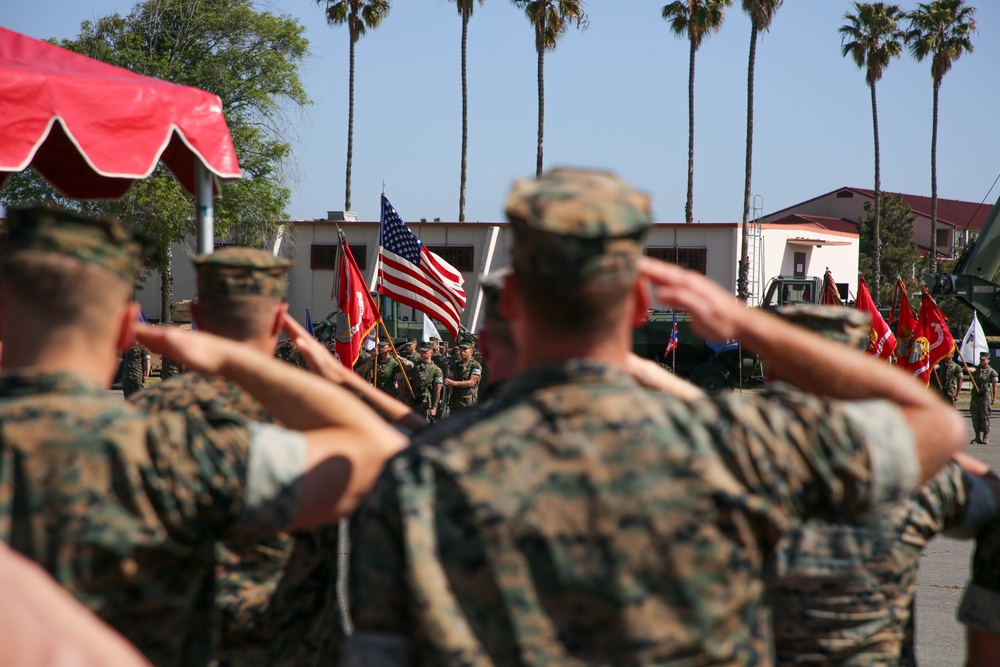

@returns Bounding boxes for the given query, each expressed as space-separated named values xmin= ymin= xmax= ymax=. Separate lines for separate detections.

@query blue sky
xmin=6 ymin=1 xmax=1000 ymax=225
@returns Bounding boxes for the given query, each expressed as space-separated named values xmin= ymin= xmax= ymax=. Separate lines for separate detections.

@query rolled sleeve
xmin=840 ymin=399 xmax=919 ymax=507
xmin=238 ymin=422 xmax=307 ymax=529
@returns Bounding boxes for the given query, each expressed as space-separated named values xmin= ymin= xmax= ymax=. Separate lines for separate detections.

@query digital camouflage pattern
xmin=121 ymin=343 xmax=149 ymax=397
xmin=349 ymin=360 xmax=918 ymax=666
xmin=131 ymin=372 xmax=344 ymax=667
xmin=0 ymin=369 xmax=253 ymax=667
xmin=193 ymin=247 xmax=291 ymax=298
xmin=931 ymin=358 xmax=962 ymax=404
xmin=774 ymin=305 xmax=871 ymax=350
xmin=970 ymin=364 xmax=998 ymax=440
xmin=448 ymin=358 xmax=482 ymax=411
xmin=771 ymin=460 xmax=974 ymax=666
xmin=505 ymin=168 xmax=651 ymax=287
xmin=2 ymin=205 xmax=148 ymax=283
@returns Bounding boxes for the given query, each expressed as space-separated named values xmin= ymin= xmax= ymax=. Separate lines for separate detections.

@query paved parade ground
xmin=915 ymin=407 xmax=997 ymax=666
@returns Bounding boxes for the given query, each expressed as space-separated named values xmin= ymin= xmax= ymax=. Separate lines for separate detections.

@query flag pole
xmin=380 ymin=319 xmax=416 ymax=399
xmin=956 ymin=346 xmax=981 ymax=394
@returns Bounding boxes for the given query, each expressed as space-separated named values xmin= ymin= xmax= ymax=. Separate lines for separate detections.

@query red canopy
xmin=0 ymin=26 xmax=240 ymax=200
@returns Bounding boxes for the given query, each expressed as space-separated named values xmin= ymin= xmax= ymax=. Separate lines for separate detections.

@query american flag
xmin=377 ymin=194 xmax=467 ymax=338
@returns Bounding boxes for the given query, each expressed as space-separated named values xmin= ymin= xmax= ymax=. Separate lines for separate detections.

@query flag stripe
xmin=379 ymin=253 xmax=465 ymax=314
xmin=378 ymin=194 xmax=467 ymax=338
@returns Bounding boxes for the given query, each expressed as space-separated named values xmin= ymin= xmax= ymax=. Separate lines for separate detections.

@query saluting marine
xmin=132 ymin=247 xmax=344 ymax=667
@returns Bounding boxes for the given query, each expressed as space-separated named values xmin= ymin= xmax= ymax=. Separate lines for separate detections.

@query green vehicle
xmin=634 ymin=275 xmax=834 ymax=391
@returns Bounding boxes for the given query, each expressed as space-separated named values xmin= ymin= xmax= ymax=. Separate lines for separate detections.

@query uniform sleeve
xmin=903 ymin=461 xmax=997 ymax=543
xmin=238 ymin=422 xmax=307 ymax=529
xmin=706 ymin=388 xmax=919 ymax=534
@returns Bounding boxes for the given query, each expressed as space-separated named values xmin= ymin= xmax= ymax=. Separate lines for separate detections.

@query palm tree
xmin=736 ymin=0 xmax=782 ymax=302
xmin=663 ymin=0 xmax=732 ymax=225
xmin=450 ymin=0 xmax=485 ymax=222
xmin=512 ymin=0 xmax=587 ymax=177
xmin=317 ymin=0 xmax=391 ymax=212
xmin=839 ymin=2 xmax=905 ymax=299
xmin=905 ymin=0 xmax=976 ymax=275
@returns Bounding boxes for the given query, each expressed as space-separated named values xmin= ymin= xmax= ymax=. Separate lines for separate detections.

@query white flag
xmin=422 ymin=314 xmax=438 ymax=343
xmin=959 ymin=312 xmax=988 ymax=364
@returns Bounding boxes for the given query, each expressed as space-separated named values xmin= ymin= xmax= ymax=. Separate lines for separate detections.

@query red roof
xmin=845 ymin=188 xmax=984 ymax=231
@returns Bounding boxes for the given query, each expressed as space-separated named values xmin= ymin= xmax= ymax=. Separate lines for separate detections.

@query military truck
xmin=634 ymin=275 xmax=838 ymax=391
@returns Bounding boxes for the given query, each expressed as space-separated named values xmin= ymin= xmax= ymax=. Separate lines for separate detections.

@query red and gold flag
xmin=855 ymin=276 xmax=896 ymax=361
xmin=905 ymin=288 xmax=955 ymax=386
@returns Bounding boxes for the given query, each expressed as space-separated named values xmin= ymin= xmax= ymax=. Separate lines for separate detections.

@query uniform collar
xmin=0 ymin=369 xmax=107 ymax=398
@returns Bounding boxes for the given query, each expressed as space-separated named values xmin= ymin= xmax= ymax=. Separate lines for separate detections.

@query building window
xmin=793 ymin=251 xmax=806 ymax=278
xmin=311 ymin=244 xmax=367 ymax=270
xmin=426 ymin=245 xmax=474 ymax=272
xmin=836 ymin=190 xmax=854 ymax=198
xmin=936 ymin=229 xmax=951 ymax=252
xmin=644 ymin=247 xmax=707 ymax=274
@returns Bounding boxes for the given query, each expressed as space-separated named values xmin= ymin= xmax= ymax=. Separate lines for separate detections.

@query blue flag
xmin=138 ymin=308 xmax=149 ymax=324
xmin=305 ymin=307 xmax=315 ymax=338
xmin=707 ymin=338 xmax=739 ymax=355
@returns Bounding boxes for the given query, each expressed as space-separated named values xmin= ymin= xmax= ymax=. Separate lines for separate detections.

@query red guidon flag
xmin=906 ymin=288 xmax=955 ymax=386
xmin=855 ymin=276 xmax=896 ymax=361
xmin=335 ymin=231 xmax=381 ymax=368
xmin=893 ymin=281 xmax=919 ymax=372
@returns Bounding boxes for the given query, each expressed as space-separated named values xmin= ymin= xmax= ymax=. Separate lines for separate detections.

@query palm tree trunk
xmin=346 ymin=32 xmax=355 ymax=212
xmin=459 ymin=11 xmax=469 ymax=222
xmin=536 ymin=39 xmax=545 ymax=178
xmin=685 ymin=36 xmax=695 ymax=224
xmin=870 ymin=79 xmax=881 ymax=300
xmin=929 ymin=79 xmax=940 ymax=274
xmin=738 ymin=24 xmax=758 ymax=302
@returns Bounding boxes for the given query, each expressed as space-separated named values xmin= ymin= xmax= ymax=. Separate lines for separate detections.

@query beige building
xmin=761 ymin=186 xmax=992 ymax=260
xmin=135 ymin=214 xmax=859 ymax=333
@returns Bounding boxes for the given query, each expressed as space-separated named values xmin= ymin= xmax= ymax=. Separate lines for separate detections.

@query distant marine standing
xmin=120 ymin=341 xmax=150 ymax=397
xmin=445 ymin=341 xmax=482 ymax=411
xmin=970 ymin=351 xmax=998 ymax=444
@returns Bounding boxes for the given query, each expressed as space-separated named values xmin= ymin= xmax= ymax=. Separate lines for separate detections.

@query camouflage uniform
xmin=346 ymin=169 xmax=925 ymax=666
xmin=121 ymin=342 xmax=149 ymax=397
xmin=131 ymin=247 xmax=343 ymax=667
xmin=767 ymin=308 xmax=993 ymax=666
xmin=970 ymin=358 xmax=998 ymax=442
xmin=160 ymin=355 xmax=182 ymax=380
xmin=448 ymin=355 xmax=482 ymax=411
xmin=400 ymin=349 xmax=443 ymax=417
xmin=373 ymin=355 xmax=401 ymax=396
xmin=0 ymin=207 xmax=311 ymax=667
xmin=931 ymin=357 xmax=962 ymax=404
xmin=132 ymin=374 xmax=342 ymax=667
xmin=772 ymin=459 xmax=990 ymax=666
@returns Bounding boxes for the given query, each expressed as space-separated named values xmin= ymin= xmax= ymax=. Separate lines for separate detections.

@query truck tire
xmin=690 ymin=363 xmax=732 ymax=392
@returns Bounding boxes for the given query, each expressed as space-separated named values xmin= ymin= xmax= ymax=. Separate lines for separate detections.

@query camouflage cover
xmin=193 ymin=247 xmax=291 ymax=298
xmin=505 ymin=168 xmax=651 ymax=287
xmin=1 ymin=204 xmax=148 ymax=283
